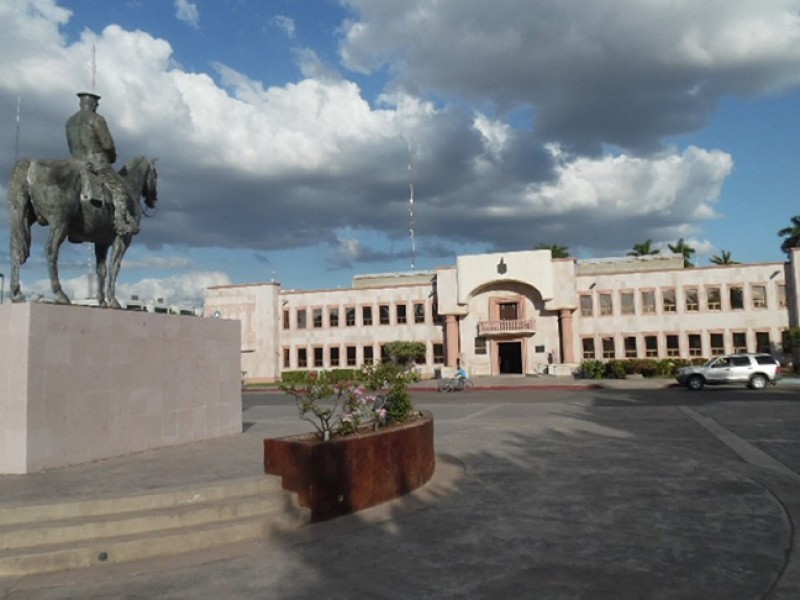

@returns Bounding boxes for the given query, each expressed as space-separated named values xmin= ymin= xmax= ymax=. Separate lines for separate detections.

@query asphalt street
xmin=4 ymin=384 xmax=800 ymax=599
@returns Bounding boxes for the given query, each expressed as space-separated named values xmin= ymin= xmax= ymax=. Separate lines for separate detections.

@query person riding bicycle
xmin=455 ymin=365 xmax=468 ymax=389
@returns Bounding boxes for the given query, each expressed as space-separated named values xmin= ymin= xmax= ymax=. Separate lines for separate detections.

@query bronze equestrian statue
xmin=8 ymin=92 xmax=159 ymax=308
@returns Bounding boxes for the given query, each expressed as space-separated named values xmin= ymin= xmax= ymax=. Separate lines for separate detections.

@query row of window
xmin=581 ymin=329 xmax=788 ymax=360
xmin=283 ymin=302 xmax=441 ymax=330
xmin=283 ymin=342 xmax=445 ymax=370
xmin=579 ymin=282 xmax=786 ymax=318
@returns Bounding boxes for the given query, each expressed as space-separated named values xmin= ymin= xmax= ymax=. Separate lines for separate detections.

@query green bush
xmin=383 ymin=341 xmax=426 ymax=366
xmin=578 ymin=360 xmax=606 ymax=379
xmin=606 ymin=360 xmax=627 ymax=379
xmin=578 ymin=358 xmax=701 ymax=379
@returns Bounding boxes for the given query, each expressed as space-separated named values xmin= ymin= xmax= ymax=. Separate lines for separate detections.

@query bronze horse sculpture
xmin=8 ymin=155 xmax=158 ymax=308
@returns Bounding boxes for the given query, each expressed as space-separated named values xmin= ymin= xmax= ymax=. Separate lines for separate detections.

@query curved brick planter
xmin=264 ymin=411 xmax=435 ymax=522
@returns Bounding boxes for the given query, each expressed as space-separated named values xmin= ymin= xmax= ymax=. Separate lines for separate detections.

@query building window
xmin=362 ymin=306 xmax=373 ymax=326
xmin=710 ymin=333 xmax=724 ymax=355
xmin=345 ymin=307 xmax=356 ymax=326
xmin=729 ymin=286 xmax=744 ymax=310
xmin=666 ymin=335 xmax=679 ymax=357
xmin=346 ymin=346 xmax=357 ymax=367
xmin=599 ymin=293 xmax=613 ymax=316
xmin=414 ymin=303 xmax=426 ymax=324
xmin=579 ymin=294 xmax=593 ymax=317
xmin=363 ymin=346 xmax=374 ymax=365
xmin=756 ymin=331 xmax=770 ymax=354
xmin=379 ymin=305 xmax=390 ymax=325
xmin=396 ymin=304 xmax=407 ymax=324
xmin=433 ymin=343 xmax=445 ymax=363
xmin=624 ymin=336 xmax=637 ymax=358
xmin=707 ymin=287 xmax=721 ymax=311
xmin=380 ymin=344 xmax=388 ymax=362
xmin=645 ymin=335 xmax=658 ymax=357
xmin=601 ymin=337 xmax=614 ymax=359
xmin=329 ymin=307 xmax=339 ymax=327
xmin=752 ymin=285 xmax=767 ymax=309
xmin=312 ymin=308 xmax=323 ymax=328
xmin=778 ymin=283 xmax=787 ymax=308
xmin=296 ymin=309 xmax=307 ymax=329
xmin=685 ymin=289 xmax=699 ymax=312
xmin=499 ymin=302 xmax=519 ymax=320
xmin=297 ymin=347 xmax=307 ymax=368
xmin=732 ymin=332 xmax=747 ymax=353
xmin=313 ymin=347 xmax=324 ymax=367
xmin=582 ymin=338 xmax=596 ymax=359
xmin=641 ymin=290 xmax=656 ymax=314
xmin=282 ymin=309 xmax=290 ymax=330
xmin=662 ymin=289 xmax=676 ymax=313
xmin=621 ymin=292 xmax=634 ymax=316
xmin=688 ymin=334 xmax=702 ymax=357
xmin=283 ymin=348 xmax=290 ymax=369
xmin=475 ymin=337 xmax=487 ymax=355
xmin=329 ymin=346 xmax=340 ymax=367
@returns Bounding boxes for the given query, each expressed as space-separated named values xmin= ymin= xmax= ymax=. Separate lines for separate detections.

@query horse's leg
xmin=94 ymin=243 xmax=110 ymax=307
xmin=107 ymin=234 xmax=131 ymax=309
xmin=8 ymin=161 xmax=33 ymax=303
xmin=8 ymin=204 xmax=31 ymax=303
xmin=45 ymin=224 xmax=70 ymax=304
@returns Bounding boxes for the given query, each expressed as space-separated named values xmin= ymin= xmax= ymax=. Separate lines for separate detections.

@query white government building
xmin=204 ymin=247 xmax=800 ymax=383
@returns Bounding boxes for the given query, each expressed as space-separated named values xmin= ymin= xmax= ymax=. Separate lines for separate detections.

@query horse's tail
xmin=8 ymin=159 xmax=33 ymax=264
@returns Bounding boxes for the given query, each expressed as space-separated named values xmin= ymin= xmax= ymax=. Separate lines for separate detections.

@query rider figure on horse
xmin=65 ymin=92 xmax=138 ymax=236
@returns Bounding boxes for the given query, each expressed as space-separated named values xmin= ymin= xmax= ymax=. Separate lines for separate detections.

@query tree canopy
xmin=628 ymin=240 xmax=660 ymax=257
xmin=668 ymin=238 xmax=696 ymax=268
xmin=710 ymin=250 xmax=739 ymax=265
xmin=778 ymin=215 xmax=800 ymax=254
xmin=534 ymin=243 xmax=570 ymax=258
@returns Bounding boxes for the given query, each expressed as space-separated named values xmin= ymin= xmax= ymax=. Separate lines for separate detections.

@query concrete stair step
xmin=0 ymin=510 xmax=308 ymax=577
xmin=0 ymin=493 xmax=286 ymax=549
xmin=0 ymin=476 xmax=310 ymax=578
xmin=0 ymin=476 xmax=282 ymax=526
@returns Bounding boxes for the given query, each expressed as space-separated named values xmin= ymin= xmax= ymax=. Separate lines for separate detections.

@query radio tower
xmin=408 ymin=143 xmax=417 ymax=270
xmin=14 ymin=96 xmax=21 ymax=162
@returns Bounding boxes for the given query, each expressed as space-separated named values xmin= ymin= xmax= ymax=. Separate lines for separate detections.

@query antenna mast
xmin=14 ymin=96 xmax=21 ymax=162
xmin=408 ymin=143 xmax=416 ymax=270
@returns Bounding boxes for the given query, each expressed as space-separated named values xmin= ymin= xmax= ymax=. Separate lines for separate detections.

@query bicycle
xmin=437 ymin=377 xmax=475 ymax=392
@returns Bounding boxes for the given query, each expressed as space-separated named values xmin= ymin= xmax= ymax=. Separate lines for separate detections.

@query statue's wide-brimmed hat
xmin=76 ymin=91 xmax=101 ymax=100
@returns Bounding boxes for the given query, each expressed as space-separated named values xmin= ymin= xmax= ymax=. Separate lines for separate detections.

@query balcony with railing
xmin=477 ymin=318 xmax=536 ymax=336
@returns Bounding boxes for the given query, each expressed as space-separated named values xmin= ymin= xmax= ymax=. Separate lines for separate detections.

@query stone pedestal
xmin=0 ymin=303 xmax=242 ymax=474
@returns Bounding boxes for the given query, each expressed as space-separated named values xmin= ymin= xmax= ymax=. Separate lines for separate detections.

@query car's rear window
xmin=755 ymin=356 xmax=777 ymax=365
xmin=731 ymin=357 xmax=750 ymax=366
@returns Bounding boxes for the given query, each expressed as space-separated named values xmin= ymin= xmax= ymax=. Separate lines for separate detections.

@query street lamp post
xmin=0 ymin=273 xmax=4 ymax=304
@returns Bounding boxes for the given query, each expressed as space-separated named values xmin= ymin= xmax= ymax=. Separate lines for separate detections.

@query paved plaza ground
xmin=2 ymin=380 xmax=800 ymax=599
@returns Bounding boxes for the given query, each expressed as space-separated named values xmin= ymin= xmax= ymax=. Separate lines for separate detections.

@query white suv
xmin=676 ymin=353 xmax=782 ymax=391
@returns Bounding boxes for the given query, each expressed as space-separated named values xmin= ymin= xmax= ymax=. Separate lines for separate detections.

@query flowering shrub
xmin=281 ymin=363 xmax=418 ymax=441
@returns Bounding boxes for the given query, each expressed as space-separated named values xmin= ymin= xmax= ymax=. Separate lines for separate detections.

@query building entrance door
xmin=498 ymin=341 xmax=523 ymax=374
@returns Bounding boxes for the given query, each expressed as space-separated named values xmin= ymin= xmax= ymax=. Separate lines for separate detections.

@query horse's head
xmin=143 ymin=158 xmax=158 ymax=209
xmin=120 ymin=156 xmax=159 ymax=210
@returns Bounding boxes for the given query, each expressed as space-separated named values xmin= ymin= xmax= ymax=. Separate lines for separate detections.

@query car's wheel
xmin=749 ymin=374 xmax=768 ymax=390
xmin=687 ymin=375 xmax=704 ymax=391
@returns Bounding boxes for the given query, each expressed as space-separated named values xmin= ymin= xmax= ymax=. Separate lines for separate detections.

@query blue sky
xmin=1 ymin=0 xmax=800 ymax=306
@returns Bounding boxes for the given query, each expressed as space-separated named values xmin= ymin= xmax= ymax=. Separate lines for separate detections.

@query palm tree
xmin=534 ymin=243 xmax=570 ymax=258
xmin=778 ymin=215 xmax=800 ymax=254
xmin=710 ymin=250 xmax=739 ymax=265
xmin=628 ymin=240 xmax=660 ymax=257
xmin=668 ymin=237 xmax=696 ymax=267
